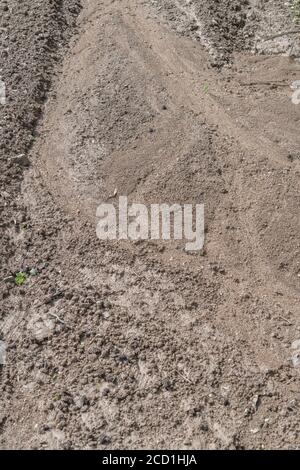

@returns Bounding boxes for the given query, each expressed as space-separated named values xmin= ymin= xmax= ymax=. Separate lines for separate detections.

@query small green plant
xmin=203 ymin=84 xmax=209 ymax=93
xmin=290 ymin=0 xmax=300 ymax=24
xmin=15 ymin=272 xmax=28 ymax=286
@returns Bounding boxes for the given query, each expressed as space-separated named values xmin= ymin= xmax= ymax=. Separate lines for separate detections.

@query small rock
xmin=252 ymin=394 xmax=260 ymax=411
xmin=74 ymin=395 xmax=89 ymax=409
xmin=250 ymin=427 xmax=260 ymax=434
xmin=99 ymin=435 xmax=111 ymax=446
xmin=291 ymin=352 xmax=300 ymax=368
xmin=291 ymin=80 xmax=300 ymax=91
xmin=200 ymin=422 xmax=209 ymax=432
xmin=291 ymin=339 xmax=300 ymax=350
xmin=11 ymin=154 xmax=30 ymax=167
xmin=29 ymin=318 xmax=55 ymax=343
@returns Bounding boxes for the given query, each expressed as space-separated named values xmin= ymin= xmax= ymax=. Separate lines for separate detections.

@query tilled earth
xmin=0 ymin=0 xmax=300 ymax=450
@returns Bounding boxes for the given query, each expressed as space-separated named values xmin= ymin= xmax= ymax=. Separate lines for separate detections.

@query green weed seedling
xmin=15 ymin=272 xmax=28 ymax=286
xmin=290 ymin=0 xmax=300 ymax=24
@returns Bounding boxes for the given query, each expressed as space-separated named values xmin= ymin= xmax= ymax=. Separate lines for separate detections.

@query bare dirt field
xmin=0 ymin=0 xmax=300 ymax=450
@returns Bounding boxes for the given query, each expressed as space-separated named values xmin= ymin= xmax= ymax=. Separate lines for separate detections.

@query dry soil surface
xmin=1 ymin=0 xmax=300 ymax=450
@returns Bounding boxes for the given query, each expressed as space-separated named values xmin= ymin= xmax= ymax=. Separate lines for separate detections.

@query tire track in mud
xmin=1 ymin=0 xmax=300 ymax=450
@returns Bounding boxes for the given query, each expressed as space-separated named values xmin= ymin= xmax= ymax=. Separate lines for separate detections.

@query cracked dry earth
xmin=1 ymin=0 xmax=300 ymax=450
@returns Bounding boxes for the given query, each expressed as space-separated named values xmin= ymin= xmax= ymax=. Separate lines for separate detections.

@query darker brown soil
xmin=1 ymin=0 xmax=300 ymax=450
